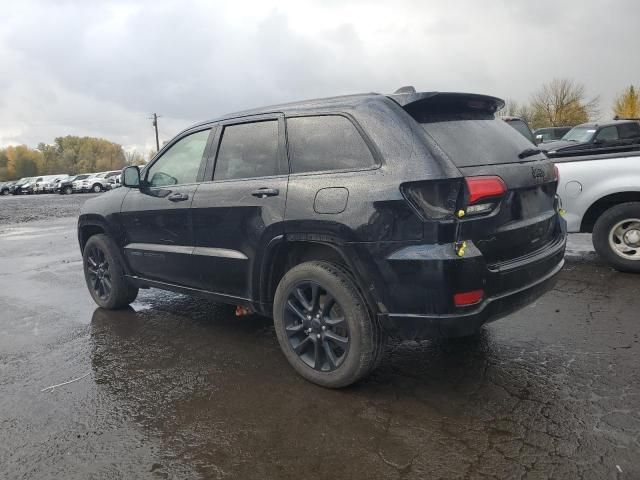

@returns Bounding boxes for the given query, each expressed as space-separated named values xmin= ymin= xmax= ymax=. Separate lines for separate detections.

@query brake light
xmin=465 ymin=176 xmax=507 ymax=204
xmin=453 ymin=289 xmax=484 ymax=307
xmin=553 ymin=164 xmax=559 ymax=182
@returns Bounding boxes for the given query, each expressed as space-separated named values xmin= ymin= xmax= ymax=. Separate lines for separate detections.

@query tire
xmin=1 ymin=189 xmax=8 ymax=196
xmin=273 ymin=260 xmax=385 ymax=388
xmin=92 ymin=184 xmax=102 ymax=193
xmin=83 ymin=234 xmax=139 ymax=309
xmin=592 ymin=202 xmax=640 ymax=273
xmin=64 ymin=186 xmax=72 ymax=195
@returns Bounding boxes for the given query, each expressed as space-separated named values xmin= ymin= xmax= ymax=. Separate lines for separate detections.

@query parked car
xmin=34 ymin=174 xmax=69 ymax=194
xmin=541 ymin=120 xmax=640 ymax=158
xmin=73 ymin=173 xmax=96 ymax=193
xmin=501 ymin=116 xmax=536 ymax=143
xmin=534 ymin=126 xmax=572 ymax=144
xmin=1 ymin=181 xmax=15 ymax=195
xmin=78 ymin=88 xmax=566 ymax=388
xmin=56 ymin=174 xmax=91 ymax=194
xmin=10 ymin=177 xmax=35 ymax=195
xmin=44 ymin=175 xmax=70 ymax=193
xmin=556 ymin=150 xmax=640 ymax=272
xmin=81 ymin=170 xmax=122 ymax=192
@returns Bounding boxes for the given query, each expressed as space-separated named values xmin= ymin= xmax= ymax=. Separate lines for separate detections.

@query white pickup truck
xmin=556 ymin=151 xmax=640 ymax=272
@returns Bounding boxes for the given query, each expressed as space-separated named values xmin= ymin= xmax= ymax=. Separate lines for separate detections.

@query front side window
xmin=146 ymin=129 xmax=210 ymax=187
xmin=595 ymin=126 xmax=619 ymax=142
xmin=214 ymin=121 xmax=279 ymax=181
xmin=286 ymin=116 xmax=375 ymax=174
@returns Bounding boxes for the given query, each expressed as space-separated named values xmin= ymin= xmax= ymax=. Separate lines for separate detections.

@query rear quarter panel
xmin=556 ymin=155 xmax=640 ymax=232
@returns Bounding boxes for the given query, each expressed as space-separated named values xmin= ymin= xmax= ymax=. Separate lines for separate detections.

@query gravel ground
xmin=0 ymin=192 xmax=101 ymax=225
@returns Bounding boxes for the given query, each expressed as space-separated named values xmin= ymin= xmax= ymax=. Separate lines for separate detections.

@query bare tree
xmin=529 ymin=78 xmax=599 ymax=129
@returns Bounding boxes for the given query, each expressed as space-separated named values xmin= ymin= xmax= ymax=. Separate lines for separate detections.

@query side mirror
xmin=122 ymin=166 xmax=141 ymax=188
xmin=535 ymin=134 xmax=544 ymax=144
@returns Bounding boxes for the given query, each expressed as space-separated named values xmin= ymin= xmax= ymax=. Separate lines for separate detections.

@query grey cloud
xmin=1 ymin=0 xmax=639 ymax=150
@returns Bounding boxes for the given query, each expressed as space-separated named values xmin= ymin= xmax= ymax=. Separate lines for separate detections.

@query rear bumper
xmin=378 ymin=256 xmax=563 ymax=339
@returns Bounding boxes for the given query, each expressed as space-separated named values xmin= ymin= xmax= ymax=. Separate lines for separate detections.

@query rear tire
xmin=83 ymin=234 xmax=139 ymax=309
xmin=273 ymin=261 xmax=384 ymax=388
xmin=592 ymin=202 xmax=640 ymax=273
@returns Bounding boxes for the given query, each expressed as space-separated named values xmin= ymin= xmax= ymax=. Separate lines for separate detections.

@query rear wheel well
xmin=581 ymin=192 xmax=640 ymax=233
xmin=266 ymin=242 xmax=349 ymax=306
xmin=80 ymin=225 xmax=106 ymax=251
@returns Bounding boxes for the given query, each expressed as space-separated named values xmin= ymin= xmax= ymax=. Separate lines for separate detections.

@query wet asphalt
xmin=0 ymin=194 xmax=638 ymax=479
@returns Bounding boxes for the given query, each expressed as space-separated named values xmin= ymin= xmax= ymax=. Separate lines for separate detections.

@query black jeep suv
xmin=78 ymin=88 xmax=566 ymax=388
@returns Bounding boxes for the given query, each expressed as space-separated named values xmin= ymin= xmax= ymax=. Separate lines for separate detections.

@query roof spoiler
xmin=387 ymin=89 xmax=505 ymax=114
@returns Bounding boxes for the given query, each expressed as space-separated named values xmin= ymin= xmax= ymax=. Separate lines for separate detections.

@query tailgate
xmin=396 ymin=92 xmax=562 ymax=265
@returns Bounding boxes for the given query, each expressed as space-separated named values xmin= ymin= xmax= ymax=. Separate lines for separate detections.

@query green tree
xmin=613 ymin=85 xmax=640 ymax=119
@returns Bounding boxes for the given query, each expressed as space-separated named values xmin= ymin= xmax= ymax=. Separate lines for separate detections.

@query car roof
xmin=185 ymin=89 xmax=506 ymax=132
xmin=573 ymin=119 xmax=639 ymax=129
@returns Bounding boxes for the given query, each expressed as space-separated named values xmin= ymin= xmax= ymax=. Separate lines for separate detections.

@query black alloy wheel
xmin=86 ymin=245 xmax=112 ymax=301
xmin=283 ymin=281 xmax=350 ymax=372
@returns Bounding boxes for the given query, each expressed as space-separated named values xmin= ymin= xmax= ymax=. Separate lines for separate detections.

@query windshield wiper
xmin=518 ymin=148 xmax=542 ymax=159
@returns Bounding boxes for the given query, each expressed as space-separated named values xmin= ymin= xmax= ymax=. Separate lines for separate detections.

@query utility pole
xmin=150 ymin=113 xmax=161 ymax=152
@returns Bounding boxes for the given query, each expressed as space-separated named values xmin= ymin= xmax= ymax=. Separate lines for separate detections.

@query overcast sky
xmin=1 ymin=0 xmax=639 ymax=152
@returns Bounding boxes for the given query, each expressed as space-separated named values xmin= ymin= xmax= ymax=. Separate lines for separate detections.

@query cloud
xmin=1 ymin=0 xmax=639 ymax=150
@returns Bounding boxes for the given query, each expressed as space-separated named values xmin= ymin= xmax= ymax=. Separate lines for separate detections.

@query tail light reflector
xmin=453 ymin=289 xmax=484 ymax=307
xmin=465 ymin=176 xmax=507 ymax=205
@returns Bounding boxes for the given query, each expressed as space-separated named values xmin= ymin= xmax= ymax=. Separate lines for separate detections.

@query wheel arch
xmin=256 ymin=236 xmax=382 ymax=317
xmin=580 ymin=191 xmax=640 ymax=233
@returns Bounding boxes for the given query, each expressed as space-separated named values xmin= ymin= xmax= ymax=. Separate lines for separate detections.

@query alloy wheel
xmin=609 ymin=218 xmax=640 ymax=261
xmin=283 ymin=281 xmax=350 ymax=372
xmin=86 ymin=246 xmax=112 ymax=300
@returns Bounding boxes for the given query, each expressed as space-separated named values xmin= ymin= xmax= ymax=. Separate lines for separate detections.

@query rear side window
xmin=618 ymin=122 xmax=640 ymax=139
xmin=286 ymin=116 xmax=375 ymax=174
xmin=214 ymin=121 xmax=279 ymax=180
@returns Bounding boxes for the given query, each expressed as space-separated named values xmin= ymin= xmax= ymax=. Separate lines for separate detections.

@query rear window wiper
xmin=518 ymin=148 xmax=542 ymax=159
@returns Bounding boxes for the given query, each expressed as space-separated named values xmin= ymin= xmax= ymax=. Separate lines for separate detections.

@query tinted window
xmin=505 ymin=119 xmax=535 ymax=143
xmin=147 ymin=129 xmax=210 ymax=187
xmin=618 ymin=122 xmax=640 ymax=139
xmin=214 ymin=121 xmax=279 ymax=180
xmin=287 ymin=116 xmax=375 ymax=173
xmin=595 ymin=126 xmax=619 ymax=142
xmin=417 ymin=113 xmax=536 ymax=167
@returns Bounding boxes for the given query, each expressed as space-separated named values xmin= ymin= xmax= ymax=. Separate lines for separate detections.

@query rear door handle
xmin=168 ymin=192 xmax=189 ymax=202
xmin=251 ymin=188 xmax=279 ymax=198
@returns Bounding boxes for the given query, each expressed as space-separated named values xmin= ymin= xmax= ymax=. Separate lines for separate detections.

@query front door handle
xmin=251 ymin=188 xmax=279 ymax=198
xmin=168 ymin=192 xmax=189 ymax=202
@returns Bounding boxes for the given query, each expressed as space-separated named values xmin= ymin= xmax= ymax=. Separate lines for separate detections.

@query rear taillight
xmin=553 ymin=164 xmax=559 ymax=182
xmin=453 ymin=289 xmax=484 ymax=307
xmin=400 ymin=179 xmax=463 ymax=220
xmin=463 ymin=176 xmax=506 ymax=216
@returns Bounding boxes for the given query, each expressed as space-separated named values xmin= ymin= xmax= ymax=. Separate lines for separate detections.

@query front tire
xmin=273 ymin=261 xmax=384 ymax=388
xmin=592 ymin=202 xmax=640 ymax=273
xmin=92 ymin=184 xmax=102 ymax=193
xmin=64 ymin=186 xmax=72 ymax=195
xmin=83 ymin=234 xmax=139 ymax=309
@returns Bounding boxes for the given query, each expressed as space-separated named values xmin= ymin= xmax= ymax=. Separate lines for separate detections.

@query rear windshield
xmin=415 ymin=112 xmax=538 ymax=167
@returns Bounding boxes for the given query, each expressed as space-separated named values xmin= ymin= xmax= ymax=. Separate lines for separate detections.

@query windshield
xmin=76 ymin=174 xmax=90 ymax=180
xmin=562 ymin=126 xmax=596 ymax=142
